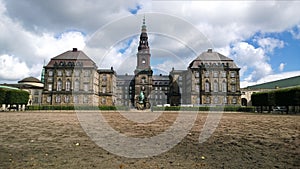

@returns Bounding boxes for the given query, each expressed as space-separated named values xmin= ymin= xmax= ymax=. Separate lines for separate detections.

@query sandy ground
xmin=0 ymin=111 xmax=299 ymax=169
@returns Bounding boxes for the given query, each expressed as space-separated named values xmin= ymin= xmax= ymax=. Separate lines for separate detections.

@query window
xmin=47 ymin=96 xmax=51 ymax=103
xmin=84 ymin=70 xmax=90 ymax=77
xmin=230 ymin=72 xmax=235 ymax=78
xmin=141 ymin=77 xmax=146 ymax=83
xmin=213 ymin=80 xmax=218 ymax=92
xmin=205 ymin=71 xmax=209 ymax=77
xmin=48 ymin=84 xmax=52 ymax=91
xmin=221 ymin=71 xmax=226 ymax=78
xmin=223 ymin=97 xmax=227 ymax=104
xmin=74 ymin=80 xmax=80 ymax=91
xmin=102 ymin=74 xmax=107 ymax=81
xmin=48 ymin=70 xmax=53 ymax=77
xmin=65 ymin=95 xmax=70 ymax=103
xmin=195 ymin=84 xmax=200 ymax=92
xmin=213 ymin=71 xmax=218 ymax=78
xmin=205 ymin=81 xmax=210 ymax=92
xmin=34 ymin=97 xmax=38 ymax=104
xmin=73 ymin=95 xmax=78 ymax=103
xmin=83 ymin=95 xmax=88 ymax=103
xmin=222 ymin=80 xmax=227 ymax=92
xmin=206 ymin=97 xmax=210 ymax=104
xmin=57 ymin=70 xmax=62 ymax=77
xmin=66 ymin=80 xmax=71 ymax=91
xmin=178 ymin=76 xmax=182 ymax=81
xmin=56 ymin=95 xmax=61 ymax=103
xmin=232 ymin=98 xmax=237 ymax=104
xmin=102 ymin=87 xmax=106 ymax=93
xmin=102 ymin=97 xmax=106 ymax=104
xmin=195 ymin=72 xmax=199 ymax=78
xmin=231 ymin=85 xmax=236 ymax=92
xmin=75 ymin=70 xmax=80 ymax=77
xmin=66 ymin=70 xmax=71 ymax=76
xmin=57 ymin=79 xmax=62 ymax=91
xmin=84 ymin=83 xmax=89 ymax=92
xmin=214 ymin=97 xmax=219 ymax=104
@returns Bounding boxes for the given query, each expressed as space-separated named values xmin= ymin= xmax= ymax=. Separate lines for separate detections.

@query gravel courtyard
xmin=0 ymin=111 xmax=299 ymax=169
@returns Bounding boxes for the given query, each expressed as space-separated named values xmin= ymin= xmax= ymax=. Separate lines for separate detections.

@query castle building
xmin=42 ymin=48 xmax=116 ymax=106
xmin=169 ymin=49 xmax=241 ymax=106
xmin=41 ymin=18 xmax=241 ymax=107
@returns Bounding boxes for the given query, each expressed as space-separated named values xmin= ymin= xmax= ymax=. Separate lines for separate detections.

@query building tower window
xmin=74 ymin=80 xmax=80 ymax=91
xmin=48 ymin=70 xmax=53 ymax=77
xmin=57 ymin=79 xmax=62 ymax=91
xmin=56 ymin=95 xmax=61 ymax=103
xmin=213 ymin=80 xmax=218 ymax=92
xmin=222 ymin=80 xmax=227 ymax=92
xmin=48 ymin=84 xmax=52 ymax=91
xmin=231 ymin=84 xmax=236 ymax=92
xmin=84 ymin=83 xmax=89 ymax=92
xmin=205 ymin=80 xmax=210 ymax=92
xmin=66 ymin=80 xmax=71 ymax=91
xmin=65 ymin=95 xmax=70 ymax=103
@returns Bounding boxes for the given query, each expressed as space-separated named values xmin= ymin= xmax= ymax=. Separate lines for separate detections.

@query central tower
xmin=135 ymin=17 xmax=151 ymax=72
xmin=134 ymin=16 xmax=153 ymax=108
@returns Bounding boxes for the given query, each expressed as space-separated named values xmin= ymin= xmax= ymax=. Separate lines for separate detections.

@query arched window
xmin=205 ymin=80 xmax=210 ymax=92
xmin=57 ymin=79 xmax=62 ymax=91
xmin=222 ymin=80 xmax=227 ymax=92
xmin=141 ymin=77 xmax=146 ymax=83
xmin=66 ymin=80 xmax=71 ymax=91
xmin=74 ymin=80 xmax=80 ymax=91
xmin=213 ymin=80 xmax=218 ymax=92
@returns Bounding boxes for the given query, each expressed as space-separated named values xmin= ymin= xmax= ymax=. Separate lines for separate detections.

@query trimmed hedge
xmin=27 ymin=105 xmax=130 ymax=111
xmin=252 ymin=87 xmax=300 ymax=106
xmin=0 ymin=89 xmax=29 ymax=105
xmin=152 ymin=106 xmax=255 ymax=112
xmin=26 ymin=105 xmax=254 ymax=112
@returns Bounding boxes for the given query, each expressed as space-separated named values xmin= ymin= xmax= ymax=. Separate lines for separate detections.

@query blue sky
xmin=0 ymin=0 xmax=299 ymax=87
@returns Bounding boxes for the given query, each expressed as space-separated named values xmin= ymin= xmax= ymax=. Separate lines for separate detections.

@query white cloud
xmin=230 ymin=42 xmax=273 ymax=82
xmin=256 ymin=37 xmax=285 ymax=53
xmin=241 ymin=71 xmax=300 ymax=88
xmin=0 ymin=3 xmax=86 ymax=82
xmin=0 ymin=0 xmax=300 ymax=85
xmin=279 ymin=63 xmax=286 ymax=72
xmin=0 ymin=54 xmax=30 ymax=81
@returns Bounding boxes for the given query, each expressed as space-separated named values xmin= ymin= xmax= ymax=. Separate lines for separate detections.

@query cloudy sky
xmin=0 ymin=0 xmax=299 ymax=87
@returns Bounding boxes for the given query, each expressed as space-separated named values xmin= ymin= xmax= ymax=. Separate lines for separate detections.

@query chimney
xmin=72 ymin=48 xmax=78 ymax=52
xmin=207 ymin=49 xmax=212 ymax=53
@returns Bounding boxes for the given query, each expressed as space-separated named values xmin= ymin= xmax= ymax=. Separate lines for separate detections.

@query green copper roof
xmin=0 ymin=85 xmax=20 ymax=90
xmin=246 ymin=75 xmax=300 ymax=89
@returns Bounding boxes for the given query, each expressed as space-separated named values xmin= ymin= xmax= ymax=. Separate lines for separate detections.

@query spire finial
xmin=141 ymin=15 xmax=147 ymax=32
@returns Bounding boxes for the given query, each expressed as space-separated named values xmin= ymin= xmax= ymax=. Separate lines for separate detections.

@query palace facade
xmin=41 ymin=18 xmax=241 ymax=107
